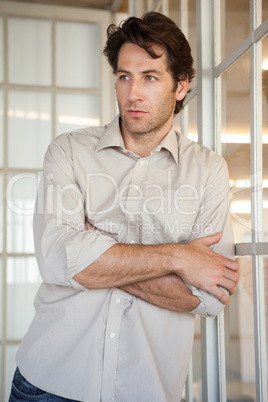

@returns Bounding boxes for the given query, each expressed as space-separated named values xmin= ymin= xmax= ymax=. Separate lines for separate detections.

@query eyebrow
xmin=116 ymin=69 xmax=163 ymax=75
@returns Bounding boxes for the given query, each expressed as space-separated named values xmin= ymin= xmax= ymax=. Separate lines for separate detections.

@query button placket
xmin=101 ymin=289 xmax=126 ymax=401
xmin=125 ymin=158 xmax=148 ymax=244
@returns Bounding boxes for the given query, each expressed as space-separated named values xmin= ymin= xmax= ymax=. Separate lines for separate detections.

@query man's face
xmin=115 ymin=42 xmax=187 ymax=143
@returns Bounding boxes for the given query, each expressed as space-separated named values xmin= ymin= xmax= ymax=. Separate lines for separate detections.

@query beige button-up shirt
xmin=16 ymin=115 xmax=234 ymax=401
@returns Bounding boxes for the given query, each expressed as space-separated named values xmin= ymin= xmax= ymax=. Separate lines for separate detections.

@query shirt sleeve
xmin=33 ymin=135 xmax=117 ymax=289
xmin=185 ymin=153 xmax=235 ymax=318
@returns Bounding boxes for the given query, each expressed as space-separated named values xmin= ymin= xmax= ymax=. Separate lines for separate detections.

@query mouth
xmin=127 ymin=109 xmax=147 ymax=117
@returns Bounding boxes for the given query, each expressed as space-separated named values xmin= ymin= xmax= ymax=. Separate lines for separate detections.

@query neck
xmin=120 ymin=122 xmax=172 ymax=158
xmin=123 ymin=133 xmax=161 ymax=157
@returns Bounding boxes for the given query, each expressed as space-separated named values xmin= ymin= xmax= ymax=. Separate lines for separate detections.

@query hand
xmin=175 ymin=232 xmax=240 ymax=305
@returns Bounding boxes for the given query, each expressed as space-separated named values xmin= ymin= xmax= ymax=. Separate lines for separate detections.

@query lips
xmin=127 ymin=109 xmax=147 ymax=116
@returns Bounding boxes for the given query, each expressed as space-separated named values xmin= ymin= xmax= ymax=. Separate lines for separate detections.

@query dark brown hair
xmin=103 ymin=11 xmax=195 ymax=114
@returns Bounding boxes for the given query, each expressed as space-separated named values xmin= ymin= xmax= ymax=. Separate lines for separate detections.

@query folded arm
xmin=120 ymin=274 xmax=200 ymax=312
xmin=74 ymin=232 xmax=239 ymax=311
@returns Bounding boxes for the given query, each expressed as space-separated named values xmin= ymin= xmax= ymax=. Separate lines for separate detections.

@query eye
xmin=145 ymin=75 xmax=157 ymax=82
xmin=118 ymin=75 xmax=130 ymax=81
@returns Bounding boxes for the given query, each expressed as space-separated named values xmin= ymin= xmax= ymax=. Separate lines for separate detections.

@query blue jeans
xmin=9 ymin=368 xmax=79 ymax=401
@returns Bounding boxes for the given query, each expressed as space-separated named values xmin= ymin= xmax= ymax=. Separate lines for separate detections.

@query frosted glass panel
xmin=188 ymin=97 xmax=197 ymax=142
xmin=7 ymin=257 xmax=41 ymax=339
xmin=222 ymin=51 xmax=257 ymax=402
xmin=0 ymin=173 xmax=3 ymax=253
xmin=56 ymin=21 xmax=100 ymax=88
xmin=56 ymin=93 xmax=100 ymax=135
xmin=8 ymin=16 xmax=51 ymax=85
xmin=263 ymin=2 xmax=268 ymax=23
xmin=0 ymin=16 xmax=3 ymax=83
xmin=5 ymin=345 xmax=19 ymax=401
xmin=0 ymin=258 xmax=2 ymax=341
xmin=222 ymin=0 xmax=250 ymax=61
xmin=6 ymin=172 xmax=39 ymax=253
xmin=8 ymin=90 xmax=51 ymax=168
xmin=174 ymin=97 xmax=198 ymax=142
xmin=0 ymin=88 xmax=3 ymax=167
xmin=0 ymin=346 xmax=1 ymax=400
xmin=225 ymin=259 xmax=256 ymax=401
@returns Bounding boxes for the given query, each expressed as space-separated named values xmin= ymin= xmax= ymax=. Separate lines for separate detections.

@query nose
xmin=127 ymin=79 xmax=143 ymax=103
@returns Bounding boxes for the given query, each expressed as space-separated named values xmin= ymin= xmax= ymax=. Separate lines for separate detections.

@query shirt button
xmin=115 ymin=298 xmax=121 ymax=304
xmin=130 ymin=240 xmax=135 ymax=244
xmin=140 ymin=160 xmax=144 ymax=166
xmin=128 ymin=214 xmax=135 ymax=220
xmin=110 ymin=332 xmax=116 ymax=338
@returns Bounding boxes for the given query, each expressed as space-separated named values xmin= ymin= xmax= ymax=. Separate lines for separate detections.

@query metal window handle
xmin=235 ymin=242 xmax=268 ymax=256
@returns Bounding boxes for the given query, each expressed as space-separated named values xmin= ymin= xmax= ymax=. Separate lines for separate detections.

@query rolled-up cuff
xmin=189 ymin=301 xmax=208 ymax=317
xmin=65 ymin=229 xmax=117 ymax=285
xmin=185 ymin=282 xmax=226 ymax=318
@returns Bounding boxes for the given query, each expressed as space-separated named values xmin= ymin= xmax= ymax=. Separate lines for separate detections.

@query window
xmin=0 ymin=3 xmax=112 ymax=400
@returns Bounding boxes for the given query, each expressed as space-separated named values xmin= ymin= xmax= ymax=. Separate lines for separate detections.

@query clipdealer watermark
xmin=65 ymin=217 xmax=215 ymax=237
xmin=5 ymin=170 xmax=217 ymax=218
xmin=4 ymin=170 xmax=265 ymax=233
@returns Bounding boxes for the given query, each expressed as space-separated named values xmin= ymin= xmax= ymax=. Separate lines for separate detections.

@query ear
xmin=175 ymin=77 xmax=189 ymax=101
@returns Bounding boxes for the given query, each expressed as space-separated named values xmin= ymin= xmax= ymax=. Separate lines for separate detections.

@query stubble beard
xmin=119 ymin=100 xmax=176 ymax=142
xmin=120 ymin=113 xmax=157 ymax=140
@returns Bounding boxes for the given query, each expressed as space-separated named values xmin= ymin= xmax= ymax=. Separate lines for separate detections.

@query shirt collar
xmin=95 ymin=115 xmax=125 ymax=152
xmin=155 ymin=125 xmax=179 ymax=165
xmin=95 ymin=114 xmax=179 ymax=165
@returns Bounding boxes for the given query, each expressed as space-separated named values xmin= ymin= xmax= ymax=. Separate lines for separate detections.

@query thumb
xmin=195 ymin=232 xmax=222 ymax=247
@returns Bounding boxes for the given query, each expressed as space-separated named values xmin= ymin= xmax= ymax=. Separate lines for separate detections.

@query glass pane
xmin=6 ymin=172 xmax=39 ymax=253
xmin=6 ymin=257 xmax=41 ymax=340
xmin=8 ymin=16 xmax=51 ymax=86
xmin=265 ymin=255 xmax=268 ymax=391
xmin=0 ymin=16 xmax=3 ymax=82
xmin=0 ymin=173 xmax=3 ymax=253
xmin=56 ymin=93 xmax=100 ymax=135
xmin=0 ymin=258 xmax=3 ymax=342
xmin=263 ymin=34 xmax=268 ymax=139
xmin=5 ymin=344 xmax=19 ymax=401
xmin=187 ymin=97 xmax=197 ymax=142
xmin=263 ymin=34 xmax=268 ymax=240
xmin=169 ymin=0 xmax=180 ymax=26
xmin=263 ymin=2 xmax=268 ymax=24
xmin=0 ymin=346 xmax=1 ymax=400
xmin=222 ymin=52 xmax=250 ymax=157
xmin=188 ymin=0 xmax=197 ymax=89
xmin=192 ymin=315 xmax=202 ymax=401
xmin=0 ymin=88 xmax=3 ymax=167
xmin=222 ymin=0 xmax=250 ymax=60
xmin=169 ymin=0 xmax=197 ymax=89
xmin=8 ymin=90 xmax=52 ymax=169
xmin=263 ymin=34 xmax=268 ymax=395
xmin=225 ymin=258 xmax=256 ymax=401
xmin=174 ymin=97 xmax=197 ymax=142
xmin=173 ymin=109 xmax=181 ymax=134
xmin=181 ymin=316 xmax=202 ymax=402
xmin=222 ymin=51 xmax=257 ymax=401
xmin=56 ymin=21 xmax=100 ymax=88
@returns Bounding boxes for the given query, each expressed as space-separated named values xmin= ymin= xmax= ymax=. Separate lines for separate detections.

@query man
xmin=9 ymin=12 xmax=239 ymax=402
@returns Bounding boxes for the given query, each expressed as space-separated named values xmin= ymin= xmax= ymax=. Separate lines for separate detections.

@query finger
xmin=219 ymin=278 xmax=237 ymax=296
xmin=223 ymin=268 xmax=240 ymax=284
xmin=222 ymin=258 xmax=240 ymax=272
xmin=211 ymin=286 xmax=230 ymax=305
